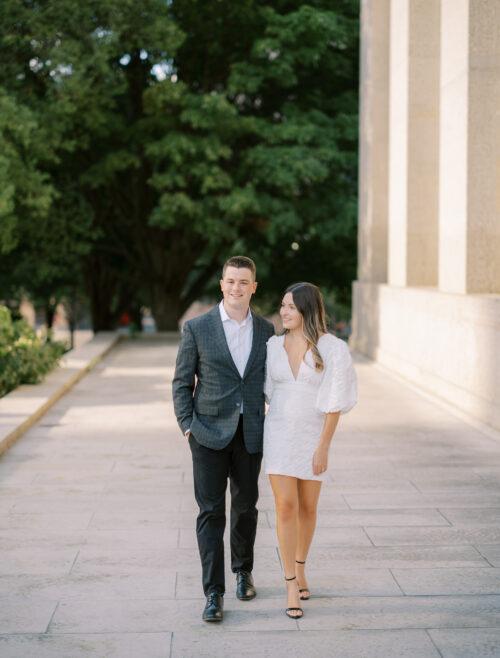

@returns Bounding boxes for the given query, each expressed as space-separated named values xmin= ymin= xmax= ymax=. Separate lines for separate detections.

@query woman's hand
xmin=313 ymin=413 xmax=339 ymax=475
xmin=313 ymin=444 xmax=329 ymax=475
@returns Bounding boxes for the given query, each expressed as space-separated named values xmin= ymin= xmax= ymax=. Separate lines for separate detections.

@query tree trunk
xmin=150 ymin=287 xmax=186 ymax=331
xmin=84 ymin=255 xmax=124 ymax=331
xmin=44 ymin=299 xmax=58 ymax=342
xmin=89 ymin=287 xmax=117 ymax=331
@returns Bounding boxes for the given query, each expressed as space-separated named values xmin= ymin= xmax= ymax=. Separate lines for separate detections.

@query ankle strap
xmin=285 ymin=575 xmax=296 ymax=581
xmin=296 ymin=560 xmax=306 ymax=564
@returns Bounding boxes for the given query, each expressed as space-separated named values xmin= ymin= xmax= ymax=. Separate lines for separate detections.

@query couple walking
xmin=172 ymin=255 xmax=357 ymax=621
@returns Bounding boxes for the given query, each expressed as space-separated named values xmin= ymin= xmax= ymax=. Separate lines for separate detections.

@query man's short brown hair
xmin=222 ymin=255 xmax=256 ymax=280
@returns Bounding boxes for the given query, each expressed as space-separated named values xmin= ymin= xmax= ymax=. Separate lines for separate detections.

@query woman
xmin=263 ymin=282 xmax=357 ymax=618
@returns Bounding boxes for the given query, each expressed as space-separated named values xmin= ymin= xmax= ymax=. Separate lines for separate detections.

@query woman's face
xmin=280 ymin=292 xmax=302 ymax=331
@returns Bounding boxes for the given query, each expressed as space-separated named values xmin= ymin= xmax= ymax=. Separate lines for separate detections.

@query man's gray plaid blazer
xmin=172 ymin=305 xmax=275 ymax=454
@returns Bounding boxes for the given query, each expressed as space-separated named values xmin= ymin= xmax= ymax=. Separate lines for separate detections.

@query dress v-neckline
xmin=282 ymin=335 xmax=309 ymax=382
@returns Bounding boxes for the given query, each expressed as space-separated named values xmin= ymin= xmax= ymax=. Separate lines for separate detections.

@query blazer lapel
xmin=211 ymin=305 xmax=241 ymax=377
xmin=243 ymin=313 xmax=262 ymax=379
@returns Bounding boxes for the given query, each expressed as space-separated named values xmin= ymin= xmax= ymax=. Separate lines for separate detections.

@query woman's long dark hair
xmin=283 ymin=282 xmax=327 ymax=371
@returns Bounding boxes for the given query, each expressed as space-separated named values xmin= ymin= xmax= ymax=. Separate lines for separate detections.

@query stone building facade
xmin=351 ymin=0 xmax=500 ymax=430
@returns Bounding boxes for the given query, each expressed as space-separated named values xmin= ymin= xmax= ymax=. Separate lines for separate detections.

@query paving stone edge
xmin=0 ymin=332 xmax=121 ymax=457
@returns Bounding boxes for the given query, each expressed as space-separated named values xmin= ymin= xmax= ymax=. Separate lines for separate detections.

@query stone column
xmin=407 ymin=0 xmax=440 ymax=286
xmin=439 ymin=0 xmax=500 ymax=294
xmin=357 ymin=0 xmax=390 ymax=284
xmin=388 ymin=0 xmax=440 ymax=287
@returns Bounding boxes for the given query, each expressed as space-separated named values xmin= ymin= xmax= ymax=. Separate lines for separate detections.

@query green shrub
xmin=0 ymin=305 xmax=66 ymax=398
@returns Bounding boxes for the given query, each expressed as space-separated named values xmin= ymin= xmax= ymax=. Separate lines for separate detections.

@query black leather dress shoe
xmin=202 ymin=592 xmax=224 ymax=622
xmin=236 ymin=571 xmax=256 ymax=600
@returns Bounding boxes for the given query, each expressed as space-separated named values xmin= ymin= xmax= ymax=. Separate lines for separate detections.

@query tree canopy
xmin=0 ymin=0 xmax=359 ymax=329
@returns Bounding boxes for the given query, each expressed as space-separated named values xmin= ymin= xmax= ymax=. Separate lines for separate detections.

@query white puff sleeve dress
xmin=263 ymin=333 xmax=357 ymax=482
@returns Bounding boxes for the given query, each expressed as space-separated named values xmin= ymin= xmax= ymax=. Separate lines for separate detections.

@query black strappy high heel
xmin=284 ymin=575 xmax=303 ymax=619
xmin=296 ymin=560 xmax=310 ymax=600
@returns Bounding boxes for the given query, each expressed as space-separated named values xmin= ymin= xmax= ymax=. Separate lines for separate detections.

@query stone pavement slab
xmin=1 ymin=336 xmax=500 ymax=657
xmin=296 ymin=595 xmax=500 ymax=631
xmin=0 ymin=546 xmax=79 ymax=576
xmin=0 ymin=511 xmax=94 ymax=530
xmin=0 ymin=571 xmax=178 ymax=600
xmin=365 ymin=525 xmax=500 ymax=546
xmin=428 ymin=628 xmax=500 ymax=658
xmin=438 ymin=508 xmax=500 ymax=525
xmin=49 ymin=597 xmax=298 ymax=633
xmin=392 ymin=567 xmax=500 ymax=595
xmin=0 ymin=598 xmax=57 ymax=634
xmin=170 ymin=629 xmax=440 ymax=657
xmin=306 ymin=544 xmax=488 ymax=568
xmin=175 ymin=565 xmax=402 ymax=599
xmin=0 ymin=633 xmax=171 ymax=658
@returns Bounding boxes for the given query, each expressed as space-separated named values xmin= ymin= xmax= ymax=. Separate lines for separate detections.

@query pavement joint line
xmin=297 ymin=624 xmax=500 ymax=632
xmin=388 ymin=569 xmax=406 ymax=596
xmin=471 ymin=545 xmax=497 ymax=568
xmin=390 ymin=565 xmax=497 ymax=571
xmin=434 ymin=509 xmax=454 ymax=526
xmin=354 ymin=541 xmax=492 ymax=549
xmin=68 ymin=549 xmax=80 ymax=575
xmin=474 ymin=470 xmax=500 ymax=481
xmin=273 ymin=545 xmax=282 ymax=567
xmin=44 ymin=601 xmax=60 ymax=634
xmin=10 ymin=629 xmax=299 ymax=635
xmin=360 ymin=527 xmax=375 ymax=546
xmin=341 ymin=493 xmax=352 ymax=509
xmin=85 ymin=511 xmax=96 ymax=530
xmin=424 ymin=624 xmax=500 ymax=632
xmin=4 ymin=593 xmax=500 ymax=603
xmin=424 ymin=629 xmax=445 ymax=657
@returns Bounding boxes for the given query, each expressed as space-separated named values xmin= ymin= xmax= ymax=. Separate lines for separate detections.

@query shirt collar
xmin=219 ymin=300 xmax=252 ymax=326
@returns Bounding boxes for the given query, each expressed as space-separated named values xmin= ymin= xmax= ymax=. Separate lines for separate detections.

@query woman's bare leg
xmin=296 ymin=479 xmax=322 ymax=597
xmin=269 ymin=474 xmax=302 ymax=616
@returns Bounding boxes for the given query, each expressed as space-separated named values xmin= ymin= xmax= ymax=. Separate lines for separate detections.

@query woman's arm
xmin=312 ymin=411 xmax=340 ymax=475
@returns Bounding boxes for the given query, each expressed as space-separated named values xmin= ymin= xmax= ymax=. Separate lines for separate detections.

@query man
xmin=172 ymin=256 xmax=274 ymax=622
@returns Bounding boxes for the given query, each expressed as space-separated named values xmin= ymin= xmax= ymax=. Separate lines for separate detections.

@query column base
xmin=351 ymin=281 xmax=500 ymax=431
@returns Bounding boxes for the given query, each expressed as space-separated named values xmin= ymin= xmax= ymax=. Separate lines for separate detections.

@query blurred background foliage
xmin=0 ymin=0 xmax=359 ymax=330
xmin=0 ymin=305 xmax=65 ymax=396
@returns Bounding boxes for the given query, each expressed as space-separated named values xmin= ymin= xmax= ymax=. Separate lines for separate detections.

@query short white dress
xmin=263 ymin=333 xmax=357 ymax=481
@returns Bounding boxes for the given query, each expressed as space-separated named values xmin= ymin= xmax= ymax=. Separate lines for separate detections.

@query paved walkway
xmin=1 ymin=337 xmax=500 ymax=657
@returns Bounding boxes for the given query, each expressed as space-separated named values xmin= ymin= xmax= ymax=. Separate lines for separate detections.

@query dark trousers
xmin=189 ymin=417 xmax=262 ymax=596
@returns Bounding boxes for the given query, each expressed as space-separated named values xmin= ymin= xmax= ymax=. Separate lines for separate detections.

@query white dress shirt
xmin=219 ymin=300 xmax=253 ymax=379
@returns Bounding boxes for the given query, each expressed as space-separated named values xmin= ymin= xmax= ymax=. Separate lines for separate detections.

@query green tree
xmin=0 ymin=1 xmax=359 ymax=330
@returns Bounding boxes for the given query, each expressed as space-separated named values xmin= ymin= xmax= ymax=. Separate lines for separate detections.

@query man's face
xmin=220 ymin=266 xmax=257 ymax=312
